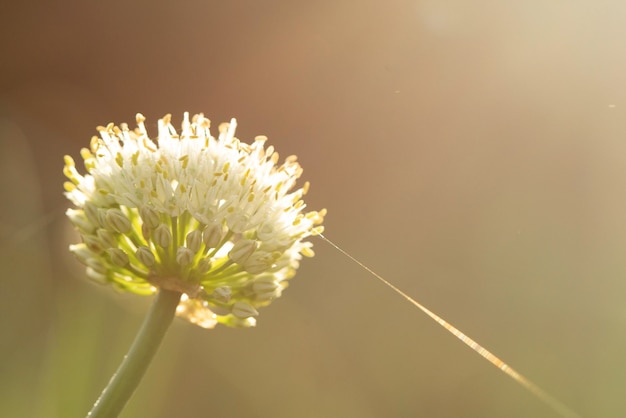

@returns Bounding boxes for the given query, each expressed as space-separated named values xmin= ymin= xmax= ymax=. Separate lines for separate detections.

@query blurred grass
xmin=0 ymin=116 xmax=171 ymax=418
xmin=0 ymin=116 xmax=54 ymax=417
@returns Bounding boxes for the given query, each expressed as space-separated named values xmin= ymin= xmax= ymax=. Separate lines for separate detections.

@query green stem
xmin=87 ymin=289 xmax=182 ymax=418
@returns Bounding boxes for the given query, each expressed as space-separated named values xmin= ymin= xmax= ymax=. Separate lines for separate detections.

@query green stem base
xmin=87 ymin=289 xmax=182 ymax=418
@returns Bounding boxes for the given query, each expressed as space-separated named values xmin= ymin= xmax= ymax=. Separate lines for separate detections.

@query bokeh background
xmin=1 ymin=1 xmax=626 ymax=417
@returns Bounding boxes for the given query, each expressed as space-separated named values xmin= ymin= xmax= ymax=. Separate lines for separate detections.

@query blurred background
xmin=1 ymin=1 xmax=626 ymax=417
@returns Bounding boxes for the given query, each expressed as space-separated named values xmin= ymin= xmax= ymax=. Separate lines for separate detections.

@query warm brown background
xmin=1 ymin=1 xmax=626 ymax=417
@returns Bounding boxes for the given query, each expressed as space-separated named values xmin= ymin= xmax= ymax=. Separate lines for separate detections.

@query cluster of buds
xmin=64 ymin=113 xmax=325 ymax=328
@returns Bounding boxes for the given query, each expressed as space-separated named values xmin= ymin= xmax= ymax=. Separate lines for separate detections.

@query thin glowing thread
xmin=319 ymin=233 xmax=581 ymax=418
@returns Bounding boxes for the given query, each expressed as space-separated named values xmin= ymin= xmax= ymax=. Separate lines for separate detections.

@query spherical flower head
xmin=64 ymin=113 xmax=325 ymax=328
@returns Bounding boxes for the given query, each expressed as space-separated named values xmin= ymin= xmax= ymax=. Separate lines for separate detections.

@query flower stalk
xmin=87 ymin=289 xmax=182 ymax=418
xmin=64 ymin=112 xmax=325 ymax=416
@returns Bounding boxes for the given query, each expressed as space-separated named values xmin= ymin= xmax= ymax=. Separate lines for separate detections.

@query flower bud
xmin=256 ymin=223 xmax=274 ymax=241
xmin=252 ymin=277 xmax=281 ymax=301
xmin=227 ymin=213 xmax=249 ymax=234
xmin=108 ymin=248 xmax=129 ymax=267
xmin=105 ymin=209 xmax=131 ymax=233
xmin=70 ymin=243 xmax=96 ymax=264
xmin=86 ymin=267 xmax=108 ymax=284
xmin=186 ymin=229 xmax=203 ymax=253
xmin=140 ymin=206 xmax=160 ymax=228
xmin=66 ymin=209 xmax=95 ymax=233
xmin=252 ymin=277 xmax=279 ymax=294
xmin=141 ymin=223 xmax=151 ymax=240
xmin=231 ymin=301 xmax=258 ymax=319
xmin=212 ymin=286 xmax=232 ymax=302
xmin=195 ymin=258 xmax=212 ymax=275
xmin=243 ymin=259 xmax=271 ymax=274
xmin=202 ymin=221 xmax=223 ymax=248
xmin=85 ymin=256 xmax=108 ymax=274
xmin=97 ymin=228 xmax=118 ymax=248
xmin=136 ymin=246 xmax=156 ymax=267
xmin=153 ymin=224 xmax=172 ymax=248
xmin=228 ymin=239 xmax=257 ymax=264
xmin=84 ymin=202 xmax=101 ymax=226
xmin=83 ymin=235 xmax=104 ymax=253
xmin=176 ymin=247 xmax=195 ymax=267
